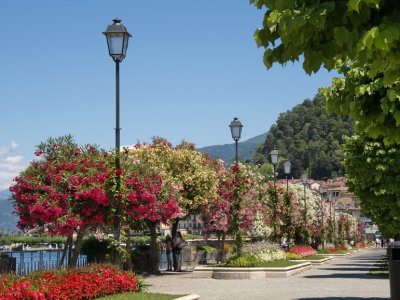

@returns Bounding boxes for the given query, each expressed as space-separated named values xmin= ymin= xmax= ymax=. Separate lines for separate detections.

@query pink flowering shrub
xmin=289 ymin=246 xmax=316 ymax=258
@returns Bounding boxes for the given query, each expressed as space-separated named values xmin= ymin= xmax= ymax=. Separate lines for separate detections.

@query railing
xmin=1 ymin=249 xmax=87 ymax=276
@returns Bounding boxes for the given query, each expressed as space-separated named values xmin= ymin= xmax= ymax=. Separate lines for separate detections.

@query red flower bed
xmin=338 ymin=244 xmax=347 ymax=250
xmin=356 ymin=243 xmax=366 ymax=248
xmin=289 ymin=246 xmax=316 ymax=258
xmin=328 ymin=247 xmax=337 ymax=253
xmin=0 ymin=265 xmax=139 ymax=299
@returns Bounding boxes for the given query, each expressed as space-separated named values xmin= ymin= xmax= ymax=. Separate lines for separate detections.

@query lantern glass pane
xmin=284 ymin=161 xmax=291 ymax=174
xmin=231 ymin=127 xmax=241 ymax=140
xmin=122 ymin=33 xmax=129 ymax=56
xmin=301 ymin=173 xmax=307 ymax=184
xmin=107 ymin=33 xmax=124 ymax=56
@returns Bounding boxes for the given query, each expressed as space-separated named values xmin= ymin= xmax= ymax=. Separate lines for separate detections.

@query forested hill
xmin=254 ymin=95 xmax=356 ymax=180
xmin=0 ymin=190 xmax=17 ymax=230
xmin=198 ymin=133 xmax=267 ymax=163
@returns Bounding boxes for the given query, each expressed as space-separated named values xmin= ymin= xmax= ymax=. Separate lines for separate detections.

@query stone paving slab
xmin=144 ymin=248 xmax=389 ymax=300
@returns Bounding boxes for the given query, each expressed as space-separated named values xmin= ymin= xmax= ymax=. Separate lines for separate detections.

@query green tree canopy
xmin=251 ymin=0 xmax=400 ymax=143
xmin=255 ymin=95 xmax=355 ymax=179
xmin=343 ymin=133 xmax=400 ymax=238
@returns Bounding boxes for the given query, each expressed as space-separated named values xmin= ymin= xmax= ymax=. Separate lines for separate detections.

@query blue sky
xmin=0 ymin=1 xmax=337 ymax=190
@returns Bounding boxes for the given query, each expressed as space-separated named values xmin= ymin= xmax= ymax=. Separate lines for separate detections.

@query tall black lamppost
xmin=270 ymin=150 xmax=279 ymax=189
xmin=229 ymin=117 xmax=243 ymax=256
xmin=301 ymin=173 xmax=308 ymax=225
xmin=103 ymin=18 xmax=132 ymax=265
xmin=284 ymin=161 xmax=291 ymax=192
xmin=229 ymin=117 xmax=243 ymax=166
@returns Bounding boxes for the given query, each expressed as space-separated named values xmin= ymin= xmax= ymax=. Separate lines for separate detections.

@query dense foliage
xmin=343 ymin=133 xmax=400 ymax=238
xmin=250 ymin=0 xmax=400 ymax=144
xmin=254 ymin=95 xmax=355 ymax=179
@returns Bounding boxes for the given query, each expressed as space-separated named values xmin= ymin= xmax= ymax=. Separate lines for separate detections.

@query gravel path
xmin=144 ymin=248 xmax=389 ymax=300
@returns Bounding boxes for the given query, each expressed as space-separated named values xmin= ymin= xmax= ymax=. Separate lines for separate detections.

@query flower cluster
xmin=338 ymin=244 xmax=347 ymax=251
xmin=289 ymin=246 xmax=316 ymax=257
xmin=356 ymin=243 xmax=366 ymax=248
xmin=255 ymin=249 xmax=287 ymax=262
xmin=0 ymin=265 xmax=139 ymax=299
xmin=328 ymin=247 xmax=337 ymax=253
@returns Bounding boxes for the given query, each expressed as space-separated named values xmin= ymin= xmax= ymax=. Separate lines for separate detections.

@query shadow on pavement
xmin=320 ymin=267 xmax=372 ymax=272
xmin=295 ymin=297 xmax=390 ymax=300
xmin=304 ymin=273 xmax=388 ymax=279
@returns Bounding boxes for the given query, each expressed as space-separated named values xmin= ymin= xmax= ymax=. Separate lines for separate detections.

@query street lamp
xmin=270 ymin=150 xmax=279 ymax=189
xmin=229 ymin=117 xmax=243 ymax=166
xmin=327 ymin=191 xmax=336 ymax=242
xmin=284 ymin=161 xmax=291 ymax=192
xmin=319 ymin=185 xmax=324 ymax=230
xmin=301 ymin=173 xmax=308 ymax=225
xmin=103 ymin=18 xmax=132 ymax=265
xmin=229 ymin=117 xmax=243 ymax=256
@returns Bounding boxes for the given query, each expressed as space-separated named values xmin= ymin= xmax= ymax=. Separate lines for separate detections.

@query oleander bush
xmin=0 ymin=264 xmax=141 ymax=299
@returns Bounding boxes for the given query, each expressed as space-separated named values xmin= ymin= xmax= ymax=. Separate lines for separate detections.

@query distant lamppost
xmin=229 ymin=117 xmax=243 ymax=166
xmin=103 ymin=18 xmax=132 ymax=265
xmin=328 ymin=191 xmax=336 ymax=242
xmin=319 ymin=185 xmax=324 ymax=229
xmin=270 ymin=150 xmax=279 ymax=189
xmin=301 ymin=173 xmax=308 ymax=225
xmin=284 ymin=161 xmax=291 ymax=192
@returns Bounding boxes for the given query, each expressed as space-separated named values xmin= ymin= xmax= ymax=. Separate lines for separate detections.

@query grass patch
xmin=97 ymin=292 xmax=187 ymax=300
xmin=368 ymin=257 xmax=389 ymax=278
xmin=210 ymin=260 xmax=300 ymax=268
xmin=256 ymin=260 xmax=301 ymax=267
xmin=317 ymin=248 xmax=348 ymax=255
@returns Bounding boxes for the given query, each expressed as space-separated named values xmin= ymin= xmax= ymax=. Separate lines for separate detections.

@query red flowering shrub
xmin=339 ymin=244 xmax=347 ymax=250
xmin=328 ymin=247 xmax=337 ymax=253
xmin=356 ymin=243 xmax=366 ymax=248
xmin=289 ymin=246 xmax=316 ymax=257
xmin=0 ymin=265 xmax=139 ymax=299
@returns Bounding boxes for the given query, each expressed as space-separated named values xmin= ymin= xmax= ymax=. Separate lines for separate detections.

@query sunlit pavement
xmin=145 ymin=248 xmax=389 ymax=300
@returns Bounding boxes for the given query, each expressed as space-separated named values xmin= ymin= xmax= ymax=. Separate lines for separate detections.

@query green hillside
xmin=255 ymin=95 xmax=356 ymax=180
xmin=198 ymin=133 xmax=267 ymax=163
xmin=0 ymin=190 xmax=18 ymax=231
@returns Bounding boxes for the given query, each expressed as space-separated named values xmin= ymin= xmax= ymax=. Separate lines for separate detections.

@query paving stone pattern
xmin=145 ymin=248 xmax=389 ymax=300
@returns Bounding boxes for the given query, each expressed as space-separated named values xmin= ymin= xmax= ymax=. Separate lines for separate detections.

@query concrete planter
xmin=192 ymin=262 xmax=312 ymax=279
xmin=289 ymin=256 xmax=333 ymax=265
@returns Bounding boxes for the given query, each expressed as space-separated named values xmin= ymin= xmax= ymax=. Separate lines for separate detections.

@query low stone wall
xmin=192 ymin=262 xmax=312 ymax=279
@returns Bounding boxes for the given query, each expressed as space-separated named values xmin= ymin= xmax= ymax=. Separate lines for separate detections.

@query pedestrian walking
xmin=173 ymin=231 xmax=184 ymax=272
xmin=164 ymin=234 xmax=173 ymax=271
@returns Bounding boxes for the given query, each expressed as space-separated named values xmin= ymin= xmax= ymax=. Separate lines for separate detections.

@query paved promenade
xmin=145 ymin=248 xmax=389 ymax=300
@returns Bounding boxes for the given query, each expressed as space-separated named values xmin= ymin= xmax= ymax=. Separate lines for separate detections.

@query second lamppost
xmin=103 ymin=18 xmax=132 ymax=265
xmin=229 ymin=117 xmax=243 ymax=166
xmin=284 ymin=161 xmax=291 ymax=192
xmin=270 ymin=150 xmax=279 ymax=190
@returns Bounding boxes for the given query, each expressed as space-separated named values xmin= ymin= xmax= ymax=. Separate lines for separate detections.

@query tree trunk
xmin=220 ymin=233 xmax=226 ymax=263
xmin=146 ymin=220 xmax=160 ymax=274
xmin=68 ymin=226 xmax=88 ymax=268
xmin=58 ymin=235 xmax=73 ymax=268
xmin=171 ymin=220 xmax=179 ymax=270
xmin=126 ymin=235 xmax=133 ymax=271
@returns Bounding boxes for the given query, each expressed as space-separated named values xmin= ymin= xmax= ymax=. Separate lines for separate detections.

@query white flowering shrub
xmin=256 ymin=249 xmax=287 ymax=262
